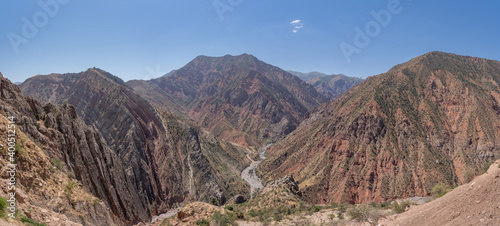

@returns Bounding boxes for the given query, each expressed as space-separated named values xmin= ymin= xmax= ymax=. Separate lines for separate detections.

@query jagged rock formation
xmin=0 ymin=75 xmax=127 ymax=225
xmin=288 ymin=71 xmax=364 ymax=100
xmin=19 ymin=68 xmax=250 ymax=224
xmin=127 ymin=54 xmax=327 ymax=147
xmin=261 ymin=175 xmax=302 ymax=197
xmin=261 ymin=52 xmax=500 ymax=204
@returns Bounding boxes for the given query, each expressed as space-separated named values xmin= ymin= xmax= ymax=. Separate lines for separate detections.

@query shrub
xmin=347 ymin=205 xmax=382 ymax=225
xmin=337 ymin=204 xmax=347 ymax=213
xmin=0 ymin=196 xmax=7 ymax=217
xmin=431 ymin=183 xmax=451 ymax=198
xmin=195 ymin=218 xmax=210 ymax=226
xmin=224 ymin=205 xmax=234 ymax=211
xmin=50 ymin=158 xmax=62 ymax=170
xmin=391 ymin=201 xmax=410 ymax=214
xmin=210 ymin=197 xmax=219 ymax=206
xmin=65 ymin=181 xmax=78 ymax=207
xmin=15 ymin=143 xmax=24 ymax=155
xmin=310 ymin=205 xmax=321 ymax=212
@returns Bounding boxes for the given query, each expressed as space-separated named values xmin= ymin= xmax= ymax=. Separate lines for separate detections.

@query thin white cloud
xmin=290 ymin=19 xmax=304 ymax=33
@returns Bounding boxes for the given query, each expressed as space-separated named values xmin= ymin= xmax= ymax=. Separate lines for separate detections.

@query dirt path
xmin=241 ymin=144 xmax=271 ymax=198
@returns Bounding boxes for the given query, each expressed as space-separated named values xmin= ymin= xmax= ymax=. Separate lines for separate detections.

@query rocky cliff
xmin=0 ymin=75 xmax=128 ymax=225
xmin=260 ymin=52 xmax=500 ymax=204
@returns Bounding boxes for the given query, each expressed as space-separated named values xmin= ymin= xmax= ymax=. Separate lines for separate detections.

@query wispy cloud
xmin=290 ymin=19 xmax=304 ymax=33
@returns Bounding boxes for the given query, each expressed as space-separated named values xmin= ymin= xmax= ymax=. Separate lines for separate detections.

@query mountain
xmin=0 ymin=75 xmax=128 ymax=225
xmin=19 ymin=68 xmax=251 ymax=223
xmin=307 ymin=74 xmax=364 ymax=99
xmin=260 ymin=52 xmax=500 ymax=204
xmin=288 ymin=71 xmax=364 ymax=99
xmin=287 ymin=71 xmax=329 ymax=82
xmin=127 ymin=54 xmax=328 ymax=148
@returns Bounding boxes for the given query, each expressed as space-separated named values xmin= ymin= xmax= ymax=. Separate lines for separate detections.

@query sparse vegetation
xmin=50 ymin=158 xmax=62 ymax=170
xmin=431 ymin=183 xmax=452 ymax=198
xmin=65 ymin=181 xmax=78 ymax=207
xmin=20 ymin=215 xmax=46 ymax=226
xmin=211 ymin=211 xmax=236 ymax=226
xmin=195 ymin=218 xmax=210 ymax=226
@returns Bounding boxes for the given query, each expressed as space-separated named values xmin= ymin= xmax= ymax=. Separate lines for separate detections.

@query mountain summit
xmin=260 ymin=51 xmax=500 ymax=204
xmin=127 ymin=54 xmax=328 ymax=147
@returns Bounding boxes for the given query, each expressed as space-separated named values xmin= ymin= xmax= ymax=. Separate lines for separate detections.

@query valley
xmin=241 ymin=144 xmax=271 ymax=198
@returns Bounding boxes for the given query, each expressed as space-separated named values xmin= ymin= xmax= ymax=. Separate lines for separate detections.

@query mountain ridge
xmin=260 ymin=51 xmax=500 ymax=204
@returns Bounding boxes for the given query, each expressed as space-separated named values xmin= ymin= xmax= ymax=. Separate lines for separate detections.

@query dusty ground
xmin=380 ymin=159 xmax=500 ymax=226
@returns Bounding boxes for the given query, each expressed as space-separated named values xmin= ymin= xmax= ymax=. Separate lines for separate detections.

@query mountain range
xmin=288 ymin=71 xmax=364 ymax=99
xmin=0 ymin=51 xmax=499 ymax=225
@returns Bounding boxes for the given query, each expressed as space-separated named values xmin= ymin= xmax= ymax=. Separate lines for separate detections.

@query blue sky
xmin=1 ymin=0 xmax=499 ymax=83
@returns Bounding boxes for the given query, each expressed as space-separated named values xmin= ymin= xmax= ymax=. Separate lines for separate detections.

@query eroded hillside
xmin=261 ymin=52 xmax=500 ymax=204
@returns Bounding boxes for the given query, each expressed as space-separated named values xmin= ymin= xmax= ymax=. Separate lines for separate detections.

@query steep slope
xmin=19 ymin=69 xmax=250 ymax=223
xmin=0 ymin=75 xmax=128 ymax=225
xmin=127 ymin=54 xmax=327 ymax=147
xmin=381 ymin=159 xmax=500 ymax=225
xmin=260 ymin=52 xmax=500 ymax=204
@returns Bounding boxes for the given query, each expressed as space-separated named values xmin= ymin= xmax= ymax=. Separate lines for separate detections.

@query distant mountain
xmin=127 ymin=54 xmax=328 ymax=147
xmin=288 ymin=71 xmax=364 ymax=99
xmin=287 ymin=70 xmax=329 ymax=82
xmin=20 ymin=68 xmax=251 ymax=223
xmin=260 ymin=52 xmax=500 ymax=204
xmin=307 ymin=74 xmax=364 ymax=99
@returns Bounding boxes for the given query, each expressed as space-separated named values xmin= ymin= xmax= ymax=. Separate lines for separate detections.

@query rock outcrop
xmin=261 ymin=175 xmax=302 ymax=197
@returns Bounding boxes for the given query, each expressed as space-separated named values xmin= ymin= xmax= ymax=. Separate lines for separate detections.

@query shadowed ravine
xmin=241 ymin=144 xmax=272 ymax=198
